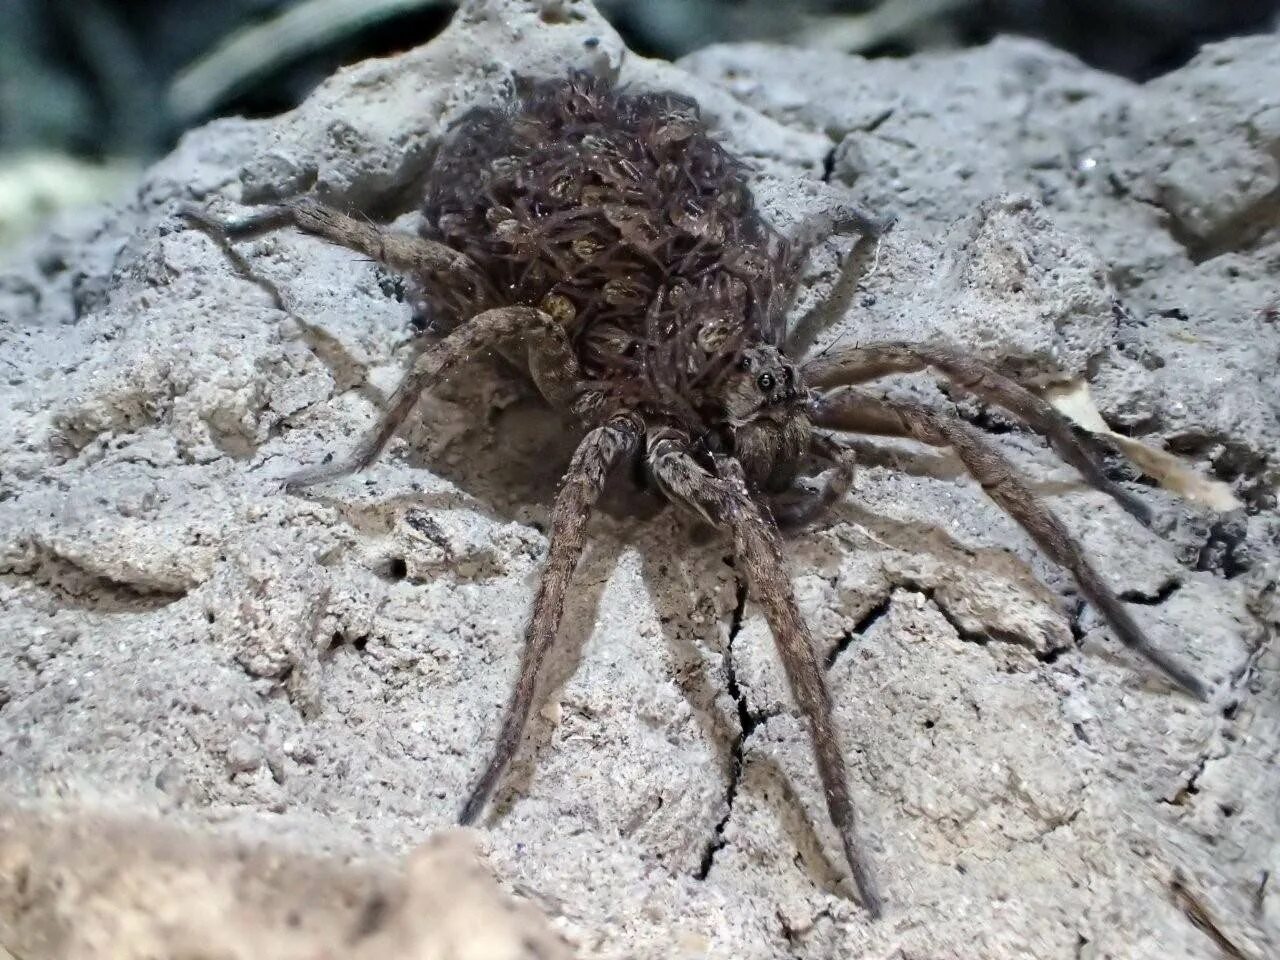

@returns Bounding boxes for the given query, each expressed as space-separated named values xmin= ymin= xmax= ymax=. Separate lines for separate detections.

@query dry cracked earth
xmin=1 ymin=1 xmax=1278 ymax=958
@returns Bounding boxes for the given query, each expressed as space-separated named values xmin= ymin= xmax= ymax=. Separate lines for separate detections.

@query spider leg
xmin=767 ymin=433 xmax=856 ymax=532
xmin=801 ymin=342 xmax=1152 ymax=526
xmin=283 ymin=305 xmax=586 ymax=490
xmin=459 ymin=412 xmax=643 ymax=824
xmin=180 ymin=198 xmax=491 ymax=299
xmin=646 ymin=428 xmax=883 ymax=918
xmin=811 ymin=387 xmax=1208 ymax=700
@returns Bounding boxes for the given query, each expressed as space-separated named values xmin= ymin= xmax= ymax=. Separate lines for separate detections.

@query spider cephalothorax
xmin=710 ymin=345 xmax=811 ymax=493
xmin=183 ymin=70 xmax=1210 ymax=920
xmin=719 ymin=345 xmax=804 ymax=423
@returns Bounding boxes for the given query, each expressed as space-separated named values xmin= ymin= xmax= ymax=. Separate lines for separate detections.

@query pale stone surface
xmin=1 ymin=2 xmax=1277 ymax=958
xmin=0 ymin=805 xmax=573 ymax=960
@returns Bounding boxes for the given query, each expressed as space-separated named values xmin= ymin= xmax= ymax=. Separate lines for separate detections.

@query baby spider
xmin=183 ymin=71 xmax=1208 ymax=918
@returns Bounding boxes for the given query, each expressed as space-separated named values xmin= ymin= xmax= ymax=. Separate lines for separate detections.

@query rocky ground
xmin=1 ymin=1 xmax=1277 ymax=958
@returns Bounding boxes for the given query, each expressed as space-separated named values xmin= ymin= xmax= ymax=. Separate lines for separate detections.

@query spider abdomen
xmin=418 ymin=73 xmax=797 ymax=416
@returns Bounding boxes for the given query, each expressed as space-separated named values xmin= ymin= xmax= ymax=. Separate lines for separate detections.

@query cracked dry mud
xmin=2 ymin=1 xmax=1278 ymax=957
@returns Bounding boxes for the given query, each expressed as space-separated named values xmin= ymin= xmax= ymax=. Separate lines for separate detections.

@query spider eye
xmin=757 ymin=372 xmax=776 ymax=391
xmin=738 ymin=356 xmax=753 ymax=371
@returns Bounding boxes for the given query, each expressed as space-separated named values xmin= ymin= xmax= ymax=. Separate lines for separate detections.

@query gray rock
xmin=1 ymin=2 xmax=1277 ymax=958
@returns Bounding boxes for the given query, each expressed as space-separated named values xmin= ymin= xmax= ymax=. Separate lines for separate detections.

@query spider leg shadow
xmin=785 ymin=230 xmax=886 ymax=361
xmin=837 ymin=435 xmax=963 ymax=482
xmin=622 ymin=485 xmax=1073 ymax=897
xmin=180 ymin=202 xmax=378 ymax=402
xmin=814 ymin=478 xmax=1201 ymax=695
xmin=483 ymin=530 xmax=628 ymax=823
xmin=749 ymin=750 xmax=850 ymax=898
xmin=279 ymin=412 xmax=644 ymax=822
xmin=826 ymin=498 xmax=993 ymax=565
xmin=292 ymin=315 xmax=382 ymax=402
xmin=635 ymin=513 xmax=863 ymax=896
xmin=637 ymin=533 xmax=741 ymax=796
xmin=838 ymin=434 xmax=1108 ymax=502
xmin=819 ymin=498 xmax=1071 ymax=640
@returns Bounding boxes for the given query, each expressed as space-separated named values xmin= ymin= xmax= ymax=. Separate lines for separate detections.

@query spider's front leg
xmin=459 ymin=411 xmax=643 ymax=824
xmin=802 ymin=342 xmax=1152 ymax=526
xmin=282 ymin=305 xmax=585 ymax=490
xmin=646 ymin=428 xmax=884 ymax=918
xmin=812 ymin=387 xmax=1209 ymax=700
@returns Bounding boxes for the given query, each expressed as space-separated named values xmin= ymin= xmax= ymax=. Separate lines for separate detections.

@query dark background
xmin=2 ymin=0 xmax=1277 ymax=243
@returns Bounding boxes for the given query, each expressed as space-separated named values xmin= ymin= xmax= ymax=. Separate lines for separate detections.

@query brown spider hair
xmin=417 ymin=71 xmax=798 ymax=423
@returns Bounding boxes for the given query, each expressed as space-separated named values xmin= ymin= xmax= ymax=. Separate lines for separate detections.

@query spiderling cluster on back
xmin=417 ymin=73 xmax=797 ymax=423
xmin=182 ymin=70 xmax=1212 ymax=920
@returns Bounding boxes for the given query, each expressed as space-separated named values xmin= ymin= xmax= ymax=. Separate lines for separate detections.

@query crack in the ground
xmin=1196 ymin=515 xmax=1253 ymax=580
xmin=1161 ymin=744 xmax=1213 ymax=806
xmin=1064 ymin=589 xmax=1086 ymax=630
xmin=696 ymin=579 xmax=895 ymax=881
xmin=776 ymin=904 xmax=832 ymax=957
xmin=894 ymin=579 xmax=1057 ymax=658
xmin=1161 ymin=633 xmax=1264 ymax=815
xmin=696 ymin=577 xmax=753 ymax=881
xmin=0 ymin=545 xmax=191 ymax=613
xmin=820 ymin=145 xmax=836 ymax=184
xmin=1118 ymin=577 xmax=1182 ymax=606
xmin=817 ymin=109 xmax=894 ymax=185
xmin=950 ymin=396 xmax=1019 ymax=436
xmin=831 ymin=581 xmax=1066 ymax=676
xmin=897 ymin=581 xmax=991 ymax=646
xmin=825 ymin=593 xmax=892 ymax=669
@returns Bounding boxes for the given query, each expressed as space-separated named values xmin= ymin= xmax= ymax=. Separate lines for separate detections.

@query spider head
xmin=716 ymin=344 xmax=804 ymax=425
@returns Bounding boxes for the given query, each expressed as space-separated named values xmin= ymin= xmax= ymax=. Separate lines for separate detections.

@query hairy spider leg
xmin=646 ymin=428 xmax=884 ymax=918
xmin=811 ymin=387 xmax=1208 ymax=701
xmin=181 ymin=197 xmax=496 ymax=338
xmin=283 ymin=305 xmax=586 ymax=490
xmin=802 ymin=342 xmax=1152 ymax=526
xmin=237 ymin=197 xmax=492 ymax=296
xmin=459 ymin=412 xmax=643 ymax=824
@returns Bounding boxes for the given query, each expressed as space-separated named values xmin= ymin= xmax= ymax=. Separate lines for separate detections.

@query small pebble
xmin=225 ymin=736 xmax=262 ymax=774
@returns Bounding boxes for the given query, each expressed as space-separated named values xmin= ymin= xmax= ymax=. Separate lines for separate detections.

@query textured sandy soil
xmin=1 ymin=1 xmax=1278 ymax=957
xmin=0 ymin=806 xmax=573 ymax=960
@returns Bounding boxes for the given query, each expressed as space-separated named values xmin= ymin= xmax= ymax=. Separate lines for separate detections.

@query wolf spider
xmin=183 ymin=73 xmax=1207 ymax=917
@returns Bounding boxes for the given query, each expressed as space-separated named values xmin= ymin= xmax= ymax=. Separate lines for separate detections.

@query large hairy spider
xmin=184 ymin=72 xmax=1208 ymax=918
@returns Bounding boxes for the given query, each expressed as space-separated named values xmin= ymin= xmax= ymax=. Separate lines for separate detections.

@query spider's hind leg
xmin=181 ymin=196 xmax=486 ymax=288
xmin=812 ymin=387 xmax=1209 ymax=700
